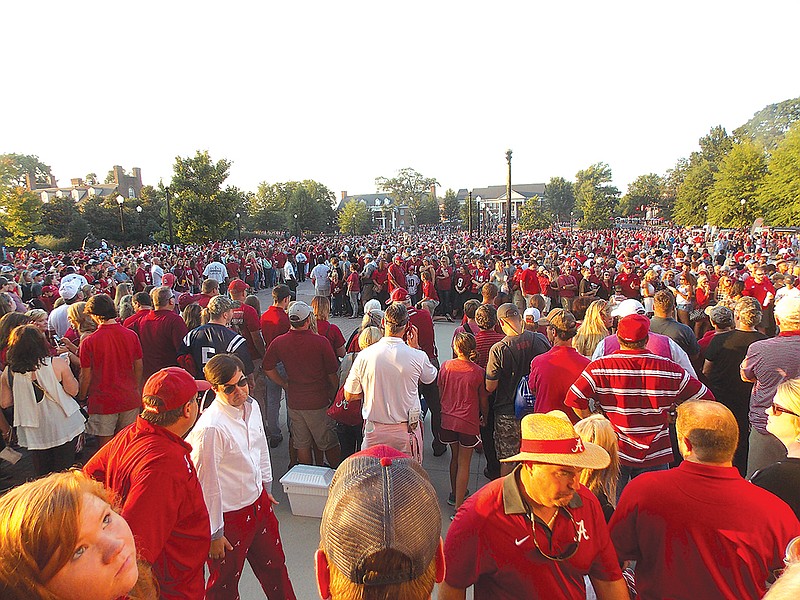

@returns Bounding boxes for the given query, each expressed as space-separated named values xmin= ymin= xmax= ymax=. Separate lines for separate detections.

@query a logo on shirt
xmin=514 ymin=535 xmax=530 ymax=546
xmin=575 ymin=519 xmax=590 ymax=542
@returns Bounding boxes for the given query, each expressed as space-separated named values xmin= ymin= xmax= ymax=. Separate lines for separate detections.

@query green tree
xmin=544 ymin=177 xmax=575 ymax=222
xmin=699 ymin=125 xmax=733 ymax=164
xmin=734 ymin=96 xmax=800 ymax=149
xmin=250 ymin=180 xmax=334 ymax=234
xmin=0 ymin=153 xmax=52 ymax=190
xmin=673 ymin=159 xmax=714 ymax=226
xmin=441 ymin=189 xmax=460 ymax=223
xmin=518 ymin=195 xmax=551 ymax=230
xmin=375 ymin=168 xmax=439 ymax=227
xmin=338 ymin=199 xmax=372 ymax=235
xmin=758 ymin=123 xmax=800 ymax=225
xmin=40 ymin=195 xmax=77 ymax=237
xmin=574 ymin=163 xmax=619 ymax=229
xmin=416 ymin=196 xmax=440 ymax=225
xmin=460 ymin=195 xmax=478 ymax=231
xmin=707 ymin=140 xmax=767 ymax=228
xmin=0 ymin=187 xmax=42 ymax=246
xmin=81 ymin=195 xmax=126 ymax=242
xmin=620 ymin=173 xmax=664 ymax=217
xmin=168 ymin=150 xmax=237 ymax=243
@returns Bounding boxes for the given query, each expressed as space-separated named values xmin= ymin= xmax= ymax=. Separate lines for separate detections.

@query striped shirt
xmin=565 ymin=349 xmax=714 ymax=467
xmin=178 ymin=323 xmax=253 ymax=379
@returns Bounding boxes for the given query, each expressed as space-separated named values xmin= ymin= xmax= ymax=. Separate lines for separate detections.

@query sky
xmin=2 ymin=1 xmax=798 ymax=201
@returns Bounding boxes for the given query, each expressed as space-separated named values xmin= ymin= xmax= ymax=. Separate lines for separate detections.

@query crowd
xmin=0 ymin=222 xmax=799 ymax=599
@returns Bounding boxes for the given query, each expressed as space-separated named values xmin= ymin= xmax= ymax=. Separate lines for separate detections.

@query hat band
xmin=520 ymin=437 xmax=585 ymax=455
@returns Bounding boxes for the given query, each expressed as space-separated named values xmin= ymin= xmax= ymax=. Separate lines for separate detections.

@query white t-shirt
xmin=203 ymin=261 xmax=227 ymax=284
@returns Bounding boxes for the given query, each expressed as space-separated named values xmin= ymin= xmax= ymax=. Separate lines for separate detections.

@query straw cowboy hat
xmin=501 ymin=411 xmax=610 ymax=469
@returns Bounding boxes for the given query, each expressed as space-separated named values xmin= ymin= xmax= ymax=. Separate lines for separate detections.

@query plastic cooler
xmin=278 ymin=464 xmax=336 ymax=518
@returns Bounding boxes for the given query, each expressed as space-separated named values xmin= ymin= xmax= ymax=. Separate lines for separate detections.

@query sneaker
xmin=447 ymin=490 xmax=469 ymax=506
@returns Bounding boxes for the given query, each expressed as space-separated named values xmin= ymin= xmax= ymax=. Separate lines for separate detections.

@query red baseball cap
xmin=228 ymin=278 xmax=248 ymax=293
xmin=617 ymin=314 xmax=650 ymax=343
xmin=142 ymin=367 xmax=212 ymax=413
xmin=386 ymin=288 xmax=409 ymax=304
xmin=162 ymin=273 xmax=176 ymax=287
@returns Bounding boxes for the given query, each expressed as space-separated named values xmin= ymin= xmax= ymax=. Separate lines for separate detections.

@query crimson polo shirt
xmin=609 ymin=460 xmax=800 ymax=600
xmin=444 ymin=466 xmax=622 ymax=599
xmin=80 ymin=321 xmax=143 ymax=415
xmin=520 ymin=268 xmax=541 ymax=295
xmin=84 ymin=418 xmax=210 ymax=600
xmin=263 ymin=329 xmax=338 ymax=410
xmin=408 ymin=306 xmax=437 ymax=362
xmin=529 ymin=345 xmax=589 ymax=424
xmin=260 ymin=305 xmax=289 ymax=349
xmin=132 ymin=309 xmax=188 ymax=379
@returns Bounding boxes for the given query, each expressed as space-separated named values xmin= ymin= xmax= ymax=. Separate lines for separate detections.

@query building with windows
xmin=335 ymin=191 xmax=411 ymax=230
xmin=29 ymin=165 xmax=143 ymax=203
xmin=457 ymin=183 xmax=546 ymax=228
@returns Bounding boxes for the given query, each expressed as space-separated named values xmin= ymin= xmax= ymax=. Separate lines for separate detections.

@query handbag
xmin=514 ymin=374 xmax=536 ymax=419
xmin=326 ymin=386 xmax=363 ymax=427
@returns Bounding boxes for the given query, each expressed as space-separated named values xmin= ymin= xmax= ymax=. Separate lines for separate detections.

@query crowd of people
xmin=0 ymin=222 xmax=799 ymax=599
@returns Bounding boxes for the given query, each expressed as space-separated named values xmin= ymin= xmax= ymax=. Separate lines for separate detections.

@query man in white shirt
xmin=203 ymin=255 xmax=227 ymax=286
xmin=150 ymin=257 xmax=164 ymax=287
xmin=344 ymin=302 xmax=437 ymax=462
xmin=310 ymin=257 xmax=331 ymax=297
xmin=187 ymin=353 xmax=296 ymax=600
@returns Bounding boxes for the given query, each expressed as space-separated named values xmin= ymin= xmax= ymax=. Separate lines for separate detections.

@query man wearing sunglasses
xmin=440 ymin=411 xmax=627 ymax=600
xmin=610 ymin=400 xmax=800 ymax=600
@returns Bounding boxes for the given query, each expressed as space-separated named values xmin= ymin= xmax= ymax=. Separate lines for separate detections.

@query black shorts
xmin=440 ymin=427 xmax=481 ymax=448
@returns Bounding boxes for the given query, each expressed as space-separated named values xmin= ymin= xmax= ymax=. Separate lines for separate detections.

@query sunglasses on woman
xmin=218 ymin=377 xmax=248 ymax=395
xmin=771 ymin=402 xmax=800 ymax=419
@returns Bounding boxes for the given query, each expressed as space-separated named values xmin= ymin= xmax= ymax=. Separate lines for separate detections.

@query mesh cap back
xmin=320 ymin=449 xmax=441 ymax=586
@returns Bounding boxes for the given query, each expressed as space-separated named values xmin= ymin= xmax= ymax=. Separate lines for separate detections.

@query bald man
xmin=610 ymin=400 xmax=800 ymax=600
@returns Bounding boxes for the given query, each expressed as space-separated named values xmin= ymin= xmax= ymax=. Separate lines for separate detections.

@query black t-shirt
xmin=750 ymin=458 xmax=800 ymax=520
xmin=485 ymin=330 xmax=551 ymax=415
xmin=704 ymin=329 xmax=768 ymax=415
xmin=650 ymin=316 xmax=700 ymax=356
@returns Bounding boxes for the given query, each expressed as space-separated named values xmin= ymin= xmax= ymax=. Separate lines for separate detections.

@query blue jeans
xmin=264 ymin=363 xmax=287 ymax=439
xmin=617 ymin=463 xmax=669 ymax=501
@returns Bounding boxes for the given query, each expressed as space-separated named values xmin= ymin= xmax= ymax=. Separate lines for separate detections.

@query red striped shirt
xmin=565 ymin=349 xmax=714 ymax=467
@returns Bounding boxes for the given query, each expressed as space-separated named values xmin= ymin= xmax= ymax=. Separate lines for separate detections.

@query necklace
xmin=546 ymin=509 xmax=559 ymax=529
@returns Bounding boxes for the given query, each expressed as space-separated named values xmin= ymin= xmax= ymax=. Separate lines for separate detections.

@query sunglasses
xmin=531 ymin=507 xmax=580 ymax=561
xmin=218 ymin=376 xmax=248 ymax=395
xmin=771 ymin=402 xmax=800 ymax=419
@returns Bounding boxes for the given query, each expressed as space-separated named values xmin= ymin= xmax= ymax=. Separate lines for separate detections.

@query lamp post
xmin=293 ymin=213 xmax=299 ymax=239
xmin=475 ymin=195 xmax=482 ymax=236
xmin=236 ymin=213 xmax=241 ymax=240
xmin=570 ymin=211 xmax=574 ymax=236
xmin=740 ymin=198 xmax=746 ymax=229
xmin=136 ymin=205 xmax=143 ymax=244
xmin=703 ymin=205 xmax=708 ymax=226
xmin=467 ymin=191 xmax=473 ymax=235
xmin=505 ymin=149 xmax=512 ymax=253
xmin=164 ymin=185 xmax=175 ymax=248
xmin=116 ymin=195 xmax=125 ymax=235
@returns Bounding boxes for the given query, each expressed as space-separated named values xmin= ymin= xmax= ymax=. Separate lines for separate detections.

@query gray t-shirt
xmin=485 ymin=330 xmax=551 ymax=415
xmin=649 ymin=316 xmax=700 ymax=357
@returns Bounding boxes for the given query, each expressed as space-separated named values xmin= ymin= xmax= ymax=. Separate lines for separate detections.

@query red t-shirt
xmin=80 ymin=321 xmax=143 ymax=414
xmin=346 ymin=271 xmax=360 ymax=293
xmin=84 ymin=418 xmax=210 ymax=600
xmin=520 ymin=268 xmax=541 ymax=295
xmin=131 ymin=309 xmax=189 ymax=379
xmin=445 ymin=470 xmax=622 ymax=599
xmin=316 ymin=320 xmax=346 ymax=354
xmin=229 ymin=302 xmax=263 ymax=360
xmin=262 ymin=329 xmax=338 ymax=410
xmin=123 ymin=309 xmax=150 ymax=330
xmin=474 ymin=329 xmax=505 ymax=369
xmin=408 ymin=307 xmax=437 ymax=362
xmin=529 ymin=345 xmax=589 ymax=424
xmin=610 ymin=461 xmax=800 ymax=600
xmin=438 ymin=359 xmax=484 ymax=435
xmin=260 ymin=305 xmax=290 ymax=349
xmin=422 ymin=280 xmax=438 ymax=302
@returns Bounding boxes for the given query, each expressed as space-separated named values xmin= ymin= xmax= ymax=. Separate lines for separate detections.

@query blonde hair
xmin=775 ymin=378 xmax=800 ymax=436
xmin=573 ymin=300 xmax=610 ymax=357
xmin=574 ymin=415 xmax=619 ymax=507
xmin=114 ymin=283 xmax=133 ymax=308
xmin=358 ymin=326 xmax=383 ymax=350
xmin=326 ymin=551 xmax=437 ymax=600
xmin=26 ymin=309 xmax=48 ymax=323
xmin=0 ymin=471 xmax=156 ymax=600
xmin=312 ymin=295 xmax=331 ymax=321
xmin=67 ymin=301 xmax=97 ymax=336
xmin=453 ymin=332 xmax=478 ymax=362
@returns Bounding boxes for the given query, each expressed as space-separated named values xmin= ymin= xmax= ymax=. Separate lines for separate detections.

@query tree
xmin=574 ymin=163 xmax=619 ymax=229
xmin=85 ymin=173 xmax=98 ymax=186
xmin=0 ymin=153 xmax=52 ymax=190
xmin=249 ymin=180 xmax=335 ymax=234
xmin=707 ymin=140 xmax=767 ymax=228
xmin=168 ymin=151 xmax=237 ymax=243
xmin=620 ymin=173 xmax=664 ymax=217
xmin=338 ymin=199 xmax=372 ymax=235
xmin=544 ymin=177 xmax=575 ymax=222
xmin=518 ymin=195 xmax=551 ymax=230
xmin=416 ymin=196 xmax=440 ymax=225
xmin=375 ymin=168 xmax=439 ymax=227
xmin=460 ymin=195 xmax=478 ymax=231
xmin=40 ymin=195 xmax=77 ymax=237
xmin=699 ymin=125 xmax=733 ymax=164
xmin=758 ymin=123 xmax=800 ymax=225
xmin=673 ymin=159 xmax=714 ymax=226
xmin=0 ymin=187 xmax=41 ymax=246
xmin=441 ymin=189 xmax=460 ymax=223
xmin=734 ymin=96 xmax=800 ymax=149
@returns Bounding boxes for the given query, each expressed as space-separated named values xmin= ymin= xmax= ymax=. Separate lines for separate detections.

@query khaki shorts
xmin=494 ymin=413 xmax=521 ymax=460
xmin=287 ymin=407 xmax=338 ymax=451
xmin=86 ymin=408 xmax=139 ymax=437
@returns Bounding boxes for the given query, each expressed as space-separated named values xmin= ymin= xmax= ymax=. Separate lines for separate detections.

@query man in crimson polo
xmin=614 ymin=262 xmax=640 ymax=300
xmin=260 ymin=284 xmax=292 ymax=446
xmin=387 ymin=254 xmax=406 ymax=293
xmin=133 ymin=258 xmax=152 ymax=292
xmin=440 ymin=411 xmax=627 ymax=600
xmin=80 ymin=293 xmax=144 ymax=448
xmin=84 ymin=367 xmax=212 ymax=600
xmin=610 ymin=400 xmax=800 ymax=600
xmin=519 ymin=263 xmax=541 ymax=306
xmin=263 ymin=301 xmax=341 ymax=467
xmin=130 ymin=286 xmax=188 ymax=379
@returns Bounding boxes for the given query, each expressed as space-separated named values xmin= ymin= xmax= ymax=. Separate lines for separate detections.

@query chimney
xmin=49 ymin=174 xmax=57 ymax=187
xmin=25 ymin=172 xmax=34 ymax=190
xmin=113 ymin=165 xmax=124 ymax=185
xmin=430 ymin=184 xmax=436 ymax=199
xmin=132 ymin=167 xmax=142 ymax=183
xmin=71 ymin=178 xmax=84 ymax=187
xmin=341 ymin=191 xmax=347 ymax=201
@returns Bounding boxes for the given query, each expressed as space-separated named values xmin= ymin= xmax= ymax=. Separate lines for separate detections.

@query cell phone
xmin=52 ymin=334 xmax=61 ymax=346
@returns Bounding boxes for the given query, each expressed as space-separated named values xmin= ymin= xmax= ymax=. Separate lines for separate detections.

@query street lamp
xmin=116 ymin=195 xmax=125 ymax=235
xmin=475 ymin=195 xmax=482 ymax=236
xmin=467 ymin=191 xmax=473 ymax=235
xmin=293 ymin=213 xmax=299 ymax=239
xmin=505 ymin=149 xmax=512 ymax=253
xmin=136 ymin=205 xmax=143 ymax=244
xmin=570 ymin=211 xmax=574 ymax=236
xmin=236 ymin=213 xmax=241 ymax=240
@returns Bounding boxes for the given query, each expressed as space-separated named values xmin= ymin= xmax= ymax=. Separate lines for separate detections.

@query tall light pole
xmin=293 ymin=213 xmax=299 ymax=239
xmin=236 ymin=213 xmax=241 ymax=240
xmin=740 ymin=198 xmax=746 ymax=229
xmin=475 ymin=195 xmax=482 ymax=237
xmin=163 ymin=185 xmax=175 ymax=248
xmin=116 ymin=195 xmax=125 ymax=235
xmin=467 ymin=190 xmax=473 ymax=235
xmin=136 ymin=205 xmax=143 ymax=244
xmin=505 ymin=149 xmax=512 ymax=253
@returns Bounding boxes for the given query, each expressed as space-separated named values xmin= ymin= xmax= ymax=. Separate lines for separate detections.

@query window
xmin=128 ymin=187 xmax=136 ymax=199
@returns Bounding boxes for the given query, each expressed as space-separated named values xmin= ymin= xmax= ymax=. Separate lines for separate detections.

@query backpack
xmin=514 ymin=374 xmax=536 ymax=419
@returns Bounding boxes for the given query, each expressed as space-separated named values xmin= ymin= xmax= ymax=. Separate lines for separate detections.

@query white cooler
xmin=279 ymin=465 xmax=336 ymax=518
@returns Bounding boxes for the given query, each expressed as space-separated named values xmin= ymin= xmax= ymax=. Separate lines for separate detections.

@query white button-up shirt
xmin=187 ymin=396 xmax=272 ymax=538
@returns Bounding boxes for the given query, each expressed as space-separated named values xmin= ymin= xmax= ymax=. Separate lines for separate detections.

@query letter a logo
xmin=575 ymin=519 xmax=590 ymax=542
xmin=572 ymin=438 xmax=584 ymax=453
